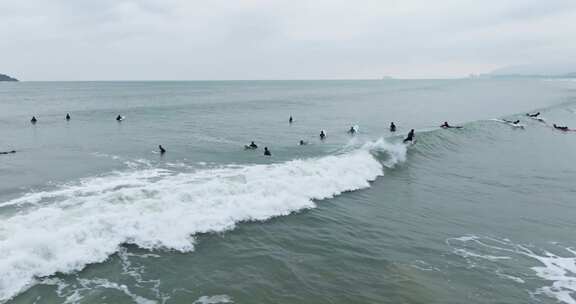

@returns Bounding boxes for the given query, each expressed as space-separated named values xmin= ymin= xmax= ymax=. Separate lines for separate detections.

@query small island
xmin=0 ymin=73 xmax=18 ymax=81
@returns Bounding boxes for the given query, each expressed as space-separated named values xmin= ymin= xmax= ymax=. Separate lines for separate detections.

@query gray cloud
xmin=1 ymin=0 xmax=575 ymax=80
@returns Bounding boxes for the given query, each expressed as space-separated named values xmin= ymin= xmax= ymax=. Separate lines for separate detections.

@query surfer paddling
xmin=440 ymin=122 xmax=463 ymax=129
xmin=553 ymin=124 xmax=571 ymax=132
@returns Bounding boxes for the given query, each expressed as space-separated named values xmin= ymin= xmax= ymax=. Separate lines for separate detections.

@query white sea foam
xmin=193 ymin=295 xmax=233 ymax=304
xmin=0 ymin=139 xmax=406 ymax=302
xmin=448 ymin=235 xmax=576 ymax=304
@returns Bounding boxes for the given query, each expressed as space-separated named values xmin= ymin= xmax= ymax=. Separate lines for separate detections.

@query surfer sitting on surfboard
xmin=348 ymin=126 xmax=356 ymax=134
xmin=245 ymin=141 xmax=258 ymax=150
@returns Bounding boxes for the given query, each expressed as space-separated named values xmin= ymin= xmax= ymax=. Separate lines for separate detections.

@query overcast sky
xmin=1 ymin=0 xmax=576 ymax=80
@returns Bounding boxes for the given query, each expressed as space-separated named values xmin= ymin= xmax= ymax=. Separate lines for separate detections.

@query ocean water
xmin=0 ymin=79 xmax=575 ymax=304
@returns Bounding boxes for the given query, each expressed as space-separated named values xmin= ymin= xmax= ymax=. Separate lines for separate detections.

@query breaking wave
xmin=0 ymin=139 xmax=406 ymax=302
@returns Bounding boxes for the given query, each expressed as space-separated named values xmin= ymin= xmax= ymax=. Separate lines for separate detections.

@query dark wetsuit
xmin=66 ymin=114 xmax=71 ymax=120
xmin=159 ymin=145 xmax=166 ymax=154
xmin=320 ymin=131 xmax=326 ymax=140
xmin=554 ymin=124 xmax=569 ymax=131
xmin=289 ymin=116 xmax=293 ymax=124
xmin=390 ymin=122 xmax=396 ymax=132
xmin=264 ymin=148 xmax=271 ymax=156
xmin=0 ymin=150 xmax=16 ymax=155
xmin=31 ymin=116 xmax=37 ymax=124
xmin=403 ymin=129 xmax=415 ymax=143
xmin=116 ymin=115 xmax=123 ymax=121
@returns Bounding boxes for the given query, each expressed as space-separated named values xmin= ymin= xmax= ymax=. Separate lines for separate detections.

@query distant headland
xmin=0 ymin=73 xmax=18 ymax=81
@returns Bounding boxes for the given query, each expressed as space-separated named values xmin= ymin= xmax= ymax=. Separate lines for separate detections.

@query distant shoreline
xmin=0 ymin=73 xmax=18 ymax=82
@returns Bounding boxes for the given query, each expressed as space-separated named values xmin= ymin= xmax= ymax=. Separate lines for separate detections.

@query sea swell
xmin=0 ymin=138 xmax=406 ymax=302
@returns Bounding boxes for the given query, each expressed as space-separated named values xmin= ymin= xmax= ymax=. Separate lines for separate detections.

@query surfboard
xmin=491 ymin=119 xmax=525 ymax=129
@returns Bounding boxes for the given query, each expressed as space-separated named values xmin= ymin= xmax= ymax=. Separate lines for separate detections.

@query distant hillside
xmin=0 ymin=73 xmax=18 ymax=81
xmin=489 ymin=64 xmax=576 ymax=79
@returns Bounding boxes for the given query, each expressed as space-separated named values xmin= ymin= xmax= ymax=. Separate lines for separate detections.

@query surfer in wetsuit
xmin=0 ymin=150 xmax=16 ymax=155
xmin=403 ymin=129 xmax=415 ymax=143
xmin=390 ymin=122 xmax=396 ymax=132
xmin=66 ymin=113 xmax=71 ymax=121
xmin=441 ymin=121 xmax=463 ymax=128
xmin=503 ymin=119 xmax=520 ymax=125
xmin=31 ymin=116 xmax=37 ymax=124
xmin=348 ymin=126 xmax=356 ymax=134
xmin=527 ymin=112 xmax=541 ymax=117
xmin=299 ymin=140 xmax=307 ymax=145
xmin=289 ymin=116 xmax=293 ymax=124
xmin=320 ymin=130 xmax=326 ymax=140
xmin=553 ymin=124 xmax=569 ymax=131
xmin=116 ymin=115 xmax=123 ymax=121
xmin=245 ymin=141 xmax=258 ymax=149
xmin=264 ymin=147 xmax=271 ymax=156
xmin=159 ymin=145 xmax=166 ymax=154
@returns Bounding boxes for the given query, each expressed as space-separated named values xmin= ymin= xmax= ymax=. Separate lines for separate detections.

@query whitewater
xmin=0 ymin=139 xmax=406 ymax=302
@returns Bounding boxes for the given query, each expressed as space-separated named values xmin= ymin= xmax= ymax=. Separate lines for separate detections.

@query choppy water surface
xmin=1 ymin=79 xmax=576 ymax=304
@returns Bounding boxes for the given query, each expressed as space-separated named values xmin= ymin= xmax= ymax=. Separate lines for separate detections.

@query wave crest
xmin=0 ymin=139 xmax=406 ymax=302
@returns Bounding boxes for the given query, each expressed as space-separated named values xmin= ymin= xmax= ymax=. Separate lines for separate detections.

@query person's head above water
xmin=264 ymin=147 xmax=271 ymax=155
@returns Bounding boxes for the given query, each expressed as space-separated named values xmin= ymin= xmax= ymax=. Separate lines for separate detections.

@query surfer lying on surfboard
xmin=503 ymin=119 xmax=520 ymax=125
xmin=553 ymin=124 xmax=572 ymax=132
xmin=526 ymin=112 xmax=540 ymax=118
xmin=440 ymin=122 xmax=463 ymax=129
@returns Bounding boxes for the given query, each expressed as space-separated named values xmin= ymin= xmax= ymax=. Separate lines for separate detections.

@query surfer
xmin=403 ymin=129 xmax=415 ymax=143
xmin=441 ymin=121 xmax=463 ymax=129
xmin=527 ymin=112 xmax=541 ymax=117
xmin=348 ymin=126 xmax=356 ymax=134
xmin=504 ymin=119 xmax=520 ymax=125
xmin=66 ymin=113 xmax=71 ymax=121
xmin=245 ymin=141 xmax=258 ymax=149
xmin=299 ymin=140 xmax=307 ymax=146
xmin=159 ymin=145 xmax=166 ymax=154
xmin=390 ymin=122 xmax=396 ymax=132
xmin=31 ymin=116 xmax=37 ymax=124
xmin=0 ymin=150 xmax=16 ymax=155
xmin=320 ymin=130 xmax=326 ymax=140
xmin=116 ymin=115 xmax=123 ymax=121
xmin=289 ymin=116 xmax=293 ymax=124
xmin=264 ymin=147 xmax=271 ymax=156
xmin=553 ymin=124 xmax=570 ymax=131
